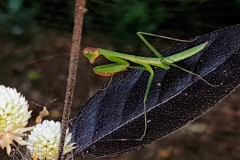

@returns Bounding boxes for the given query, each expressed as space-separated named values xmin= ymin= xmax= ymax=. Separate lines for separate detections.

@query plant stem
xmin=57 ymin=0 xmax=86 ymax=159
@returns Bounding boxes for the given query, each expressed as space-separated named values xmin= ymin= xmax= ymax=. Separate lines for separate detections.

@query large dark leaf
xmin=71 ymin=24 xmax=240 ymax=158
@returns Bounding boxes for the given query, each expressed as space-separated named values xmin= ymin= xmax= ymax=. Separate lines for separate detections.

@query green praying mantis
xmin=83 ymin=32 xmax=212 ymax=140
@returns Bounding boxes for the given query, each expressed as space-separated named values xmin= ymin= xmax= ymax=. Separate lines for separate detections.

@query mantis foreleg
xmin=93 ymin=56 xmax=129 ymax=76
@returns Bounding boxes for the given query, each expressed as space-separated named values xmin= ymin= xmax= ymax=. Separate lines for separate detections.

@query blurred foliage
xmin=83 ymin=0 xmax=240 ymax=51
xmin=27 ymin=70 xmax=40 ymax=81
xmin=236 ymin=0 xmax=240 ymax=5
xmin=0 ymin=0 xmax=39 ymax=37
xmin=84 ymin=0 xmax=171 ymax=47
xmin=0 ymin=0 xmax=240 ymax=47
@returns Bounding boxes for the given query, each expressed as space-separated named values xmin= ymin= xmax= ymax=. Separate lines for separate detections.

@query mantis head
xmin=82 ymin=47 xmax=100 ymax=64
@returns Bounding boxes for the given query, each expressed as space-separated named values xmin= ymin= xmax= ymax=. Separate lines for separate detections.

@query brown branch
xmin=57 ymin=0 xmax=86 ymax=159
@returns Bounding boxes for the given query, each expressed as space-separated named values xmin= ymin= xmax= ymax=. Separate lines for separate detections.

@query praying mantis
xmin=83 ymin=32 xmax=210 ymax=140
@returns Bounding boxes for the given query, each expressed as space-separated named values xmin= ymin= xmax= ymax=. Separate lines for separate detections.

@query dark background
xmin=0 ymin=0 xmax=240 ymax=159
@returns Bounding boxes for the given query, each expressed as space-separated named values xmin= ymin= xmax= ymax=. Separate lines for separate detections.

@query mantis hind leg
xmin=170 ymin=63 xmax=219 ymax=87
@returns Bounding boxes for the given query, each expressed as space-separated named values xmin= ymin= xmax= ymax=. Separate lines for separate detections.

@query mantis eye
xmin=83 ymin=47 xmax=100 ymax=64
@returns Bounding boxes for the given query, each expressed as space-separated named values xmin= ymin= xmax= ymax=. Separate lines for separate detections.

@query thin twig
xmin=57 ymin=0 xmax=86 ymax=159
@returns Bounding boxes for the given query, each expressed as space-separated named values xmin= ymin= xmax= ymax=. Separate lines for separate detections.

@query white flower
xmin=27 ymin=120 xmax=76 ymax=160
xmin=0 ymin=85 xmax=33 ymax=155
